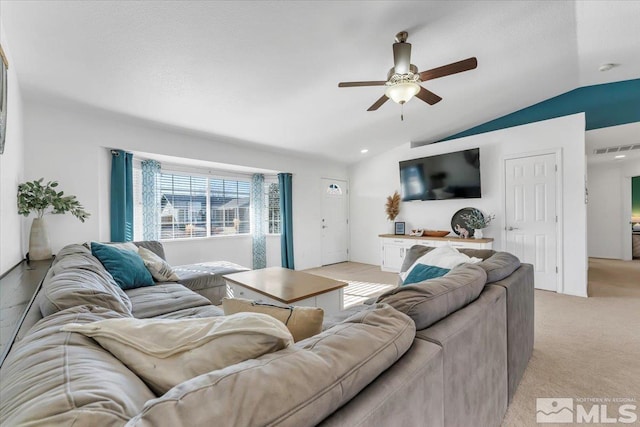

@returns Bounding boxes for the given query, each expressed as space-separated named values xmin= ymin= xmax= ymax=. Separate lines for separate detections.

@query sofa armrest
xmin=488 ymin=263 xmax=534 ymax=403
xmin=416 ymin=285 xmax=508 ymax=427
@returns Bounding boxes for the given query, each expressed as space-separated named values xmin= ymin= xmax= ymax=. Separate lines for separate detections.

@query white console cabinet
xmin=380 ymin=234 xmax=494 ymax=273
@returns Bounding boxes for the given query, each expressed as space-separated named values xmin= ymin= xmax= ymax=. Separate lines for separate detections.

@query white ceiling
xmin=2 ymin=1 xmax=639 ymax=164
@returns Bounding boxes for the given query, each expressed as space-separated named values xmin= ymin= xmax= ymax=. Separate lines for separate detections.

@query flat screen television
xmin=399 ymin=148 xmax=481 ymax=201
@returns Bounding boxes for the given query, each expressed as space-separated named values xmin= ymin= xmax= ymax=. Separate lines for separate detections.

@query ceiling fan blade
xmin=415 ymin=86 xmax=442 ymax=105
xmin=338 ymin=81 xmax=387 ymax=88
xmin=367 ymin=95 xmax=389 ymax=111
xmin=393 ymin=41 xmax=412 ymax=74
xmin=419 ymin=57 xmax=478 ymax=81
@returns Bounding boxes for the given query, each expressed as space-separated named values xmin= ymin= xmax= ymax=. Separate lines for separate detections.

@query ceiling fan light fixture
xmin=385 ymin=82 xmax=420 ymax=104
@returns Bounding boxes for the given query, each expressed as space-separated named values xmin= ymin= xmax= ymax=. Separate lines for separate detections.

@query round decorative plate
xmin=451 ymin=207 xmax=482 ymax=238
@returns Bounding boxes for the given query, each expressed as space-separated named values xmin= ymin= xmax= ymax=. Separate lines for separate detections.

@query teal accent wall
xmin=633 ymin=176 xmax=640 ymax=218
xmin=440 ymin=78 xmax=640 ymax=142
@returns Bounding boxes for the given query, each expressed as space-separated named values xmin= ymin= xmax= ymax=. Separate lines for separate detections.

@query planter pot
xmin=473 ymin=229 xmax=484 ymax=239
xmin=29 ymin=218 xmax=53 ymax=260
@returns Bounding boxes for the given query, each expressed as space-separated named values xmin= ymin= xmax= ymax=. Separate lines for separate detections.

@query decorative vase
xmin=474 ymin=229 xmax=483 ymax=239
xmin=29 ymin=218 xmax=53 ymax=260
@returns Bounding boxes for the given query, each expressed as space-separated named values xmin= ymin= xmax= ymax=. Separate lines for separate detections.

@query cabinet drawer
xmin=416 ymin=241 xmax=443 ymax=248
xmin=228 ymin=283 xmax=267 ymax=302
xmin=447 ymin=242 xmax=469 ymax=248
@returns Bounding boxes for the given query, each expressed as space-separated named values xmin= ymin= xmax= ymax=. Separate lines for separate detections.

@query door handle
xmin=507 ymin=226 xmax=520 ymax=231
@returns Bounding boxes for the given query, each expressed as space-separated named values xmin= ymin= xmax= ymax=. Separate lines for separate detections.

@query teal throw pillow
xmin=403 ymin=264 xmax=450 ymax=285
xmin=91 ymin=242 xmax=155 ymax=290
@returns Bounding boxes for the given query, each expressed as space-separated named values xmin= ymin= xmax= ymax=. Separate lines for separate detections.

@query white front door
xmin=504 ymin=154 xmax=558 ymax=291
xmin=321 ymin=178 xmax=349 ymax=265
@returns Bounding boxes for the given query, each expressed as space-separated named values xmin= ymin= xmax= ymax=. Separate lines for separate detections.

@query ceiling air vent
xmin=593 ymin=144 xmax=640 ymax=155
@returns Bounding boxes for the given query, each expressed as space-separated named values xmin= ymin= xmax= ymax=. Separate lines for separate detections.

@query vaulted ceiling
xmin=2 ymin=1 xmax=639 ymax=163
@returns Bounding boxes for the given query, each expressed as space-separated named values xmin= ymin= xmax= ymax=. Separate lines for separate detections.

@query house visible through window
xmin=265 ymin=182 xmax=281 ymax=234
xmin=210 ymin=178 xmax=250 ymax=235
xmin=160 ymin=173 xmax=208 ymax=239
xmin=134 ymin=166 xmax=280 ymax=240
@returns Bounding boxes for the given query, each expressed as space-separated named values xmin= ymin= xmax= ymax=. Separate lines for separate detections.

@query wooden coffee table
xmin=223 ymin=267 xmax=347 ymax=316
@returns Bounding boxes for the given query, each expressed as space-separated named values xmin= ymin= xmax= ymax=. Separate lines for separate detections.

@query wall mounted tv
xmin=399 ymin=148 xmax=481 ymax=201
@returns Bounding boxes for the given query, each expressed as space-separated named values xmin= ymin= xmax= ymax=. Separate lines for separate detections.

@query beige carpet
xmin=306 ymin=258 xmax=640 ymax=426
xmin=304 ymin=262 xmax=397 ymax=308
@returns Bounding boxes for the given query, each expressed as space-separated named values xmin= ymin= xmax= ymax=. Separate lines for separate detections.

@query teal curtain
xmin=251 ymin=174 xmax=266 ymax=269
xmin=142 ymin=159 xmax=160 ymax=240
xmin=110 ymin=150 xmax=134 ymax=242
xmin=278 ymin=172 xmax=294 ymax=269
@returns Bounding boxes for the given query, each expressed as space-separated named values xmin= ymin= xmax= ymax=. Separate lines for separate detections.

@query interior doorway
xmin=504 ymin=152 xmax=561 ymax=292
xmin=320 ymin=178 xmax=349 ymax=266
xmin=630 ymin=176 xmax=640 ymax=260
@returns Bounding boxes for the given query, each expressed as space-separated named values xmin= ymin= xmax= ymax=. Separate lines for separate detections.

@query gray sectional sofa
xmin=0 ymin=242 xmax=533 ymax=426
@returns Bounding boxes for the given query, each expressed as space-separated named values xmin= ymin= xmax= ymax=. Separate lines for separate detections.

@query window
xmin=134 ymin=166 xmax=280 ymax=240
xmin=326 ymin=183 xmax=342 ymax=195
xmin=210 ymin=178 xmax=250 ymax=235
xmin=265 ymin=182 xmax=281 ymax=234
xmin=159 ymin=173 xmax=208 ymax=239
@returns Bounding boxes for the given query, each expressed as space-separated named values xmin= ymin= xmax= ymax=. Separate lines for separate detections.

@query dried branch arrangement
xmin=385 ymin=191 xmax=401 ymax=221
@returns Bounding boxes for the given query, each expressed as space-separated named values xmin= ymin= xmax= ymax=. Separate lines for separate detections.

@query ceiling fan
xmin=338 ymin=31 xmax=477 ymax=119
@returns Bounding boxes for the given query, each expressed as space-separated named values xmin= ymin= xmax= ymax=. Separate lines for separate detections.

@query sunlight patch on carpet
xmin=342 ymin=280 xmax=396 ymax=308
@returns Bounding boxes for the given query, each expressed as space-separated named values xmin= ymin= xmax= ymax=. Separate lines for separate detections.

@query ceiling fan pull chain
xmin=401 ymin=103 xmax=404 ymax=121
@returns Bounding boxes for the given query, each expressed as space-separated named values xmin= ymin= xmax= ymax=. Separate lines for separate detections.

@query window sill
xmin=159 ymin=233 xmax=280 ymax=243
xmin=160 ymin=234 xmax=252 ymax=243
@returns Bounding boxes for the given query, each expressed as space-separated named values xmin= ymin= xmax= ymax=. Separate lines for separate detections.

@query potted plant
xmin=17 ymin=178 xmax=90 ymax=260
xmin=460 ymin=210 xmax=495 ymax=239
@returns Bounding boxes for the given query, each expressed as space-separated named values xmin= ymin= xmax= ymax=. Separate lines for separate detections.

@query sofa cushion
xmin=126 ymin=283 xmax=211 ymax=318
xmin=0 ymin=306 xmax=155 ymax=426
xmin=222 ymin=297 xmax=324 ymax=342
xmin=91 ymin=242 xmax=155 ymax=290
xmin=39 ymin=244 xmax=133 ymax=317
xmin=138 ymin=246 xmax=180 ymax=282
xmin=479 ymin=252 xmax=521 ymax=283
xmin=173 ymin=261 xmax=249 ymax=292
xmin=62 ymin=312 xmax=294 ymax=395
xmin=377 ymin=263 xmax=488 ymax=330
xmin=400 ymin=245 xmax=481 ymax=283
xmin=152 ymin=304 xmax=224 ymax=320
xmin=126 ymin=304 xmax=415 ymax=427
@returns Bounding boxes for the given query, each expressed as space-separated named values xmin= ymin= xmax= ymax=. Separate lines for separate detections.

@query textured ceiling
xmin=2 ymin=1 xmax=639 ymax=163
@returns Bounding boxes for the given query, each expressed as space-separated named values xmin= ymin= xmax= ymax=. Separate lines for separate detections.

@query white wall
xmin=161 ymin=234 xmax=281 ymax=267
xmin=349 ymin=114 xmax=588 ymax=297
xmin=587 ymin=163 xmax=624 ymax=259
xmin=0 ymin=27 xmax=25 ymax=275
xmin=22 ymin=100 xmax=347 ymax=270
xmin=587 ymin=160 xmax=640 ymax=260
